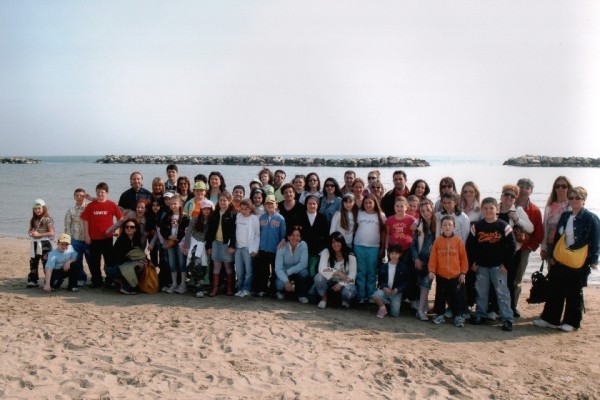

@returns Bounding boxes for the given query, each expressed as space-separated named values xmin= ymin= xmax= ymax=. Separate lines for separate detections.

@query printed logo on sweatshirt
xmin=477 ymin=231 xmax=502 ymax=244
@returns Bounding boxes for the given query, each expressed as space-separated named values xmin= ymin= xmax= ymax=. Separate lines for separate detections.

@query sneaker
xmin=67 ymin=287 xmax=80 ymax=292
xmin=454 ymin=316 xmax=465 ymax=328
xmin=195 ymin=290 xmax=204 ymax=298
xmin=234 ymin=291 xmax=244 ymax=297
xmin=357 ymin=298 xmax=366 ymax=305
xmin=239 ymin=290 xmax=249 ymax=298
xmin=432 ymin=315 xmax=445 ymax=325
xmin=443 ymin=309 xmax=453 ymax=319
xmin=26 ymin=281 xmax=38 ymax=288
xmin=416 ymin=310 xmax=429 ymax=321
xmin=376 ymin=307 xmax=388 ymax=318
xmin=317 ymin=300 xmax=327 ymax=309
xmin=558 ymin=324 xmax=575 ymax=332
xmin=341 ymin=300 xmax=350 ymax=308
xmin=487 ymin=311 xmax=498 ymax=321
xmin=298 ymin=296 xmax=309 ymax=304
xmin=276 ymin=292 xmax=285 ymax=300
xmin=174 ymin=284 xmax=186 ymax=294
xmin=533 ymin=319 xmax=558 ymax=329
xmin=165 ymin=284 xmax=178 ymax=293
xmin=471 ymin=315 xmax=483 ymax=325
xmin=502 ymin=320 xmax=513 ymax=332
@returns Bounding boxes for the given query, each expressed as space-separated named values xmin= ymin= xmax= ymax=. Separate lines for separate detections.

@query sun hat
xmin=57 ymin=233 xmax=71 ymax=244
xmin=193 ymin=181 xmax=207 ymax=191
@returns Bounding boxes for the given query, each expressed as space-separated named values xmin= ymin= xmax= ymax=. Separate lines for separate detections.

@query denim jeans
xmin=475 ymin=266 xmax=513 ymax=322
xmin=354 ymin=245 xmax=379 ymax=300
xmin=235 ymin=247 xmax=253 ymax=292
xmin=167 ymin=247 xmax=187 ymax=273
xmin=509 ymin=249 xmax=530 ymax=309
xmin=373 ymin=289 xmax=403 ymax=316
xmin=314 ymin=273 xmax=358 ymax=302
xmin=70 ymin=239 xmax=90 ymax=282
xmin=275 ymin=268 xmax=310 ymax=297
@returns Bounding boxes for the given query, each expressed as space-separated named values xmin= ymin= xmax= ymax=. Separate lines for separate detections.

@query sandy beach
xmin=1 ymin=236 xmax=599 ymax=399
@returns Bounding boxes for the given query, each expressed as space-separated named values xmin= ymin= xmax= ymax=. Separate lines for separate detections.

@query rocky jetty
xmin=96 ymin=155 xmax=430 ymax=167
xmin=1 ymin=157 xmax=41 ymax=164
xmin=503 ymin=155 xmax=600 ymax=168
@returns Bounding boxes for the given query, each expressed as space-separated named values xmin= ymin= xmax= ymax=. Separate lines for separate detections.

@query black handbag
xmin=527 ymin=260 xmax=548 ymax=304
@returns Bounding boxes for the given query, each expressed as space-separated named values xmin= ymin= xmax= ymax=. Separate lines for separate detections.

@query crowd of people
xmin=27 ymin=165 xmax=599 ymax=332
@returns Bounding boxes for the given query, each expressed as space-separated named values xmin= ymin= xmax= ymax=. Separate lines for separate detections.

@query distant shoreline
xmin=504 ymin=155 xmax=600 ymax=168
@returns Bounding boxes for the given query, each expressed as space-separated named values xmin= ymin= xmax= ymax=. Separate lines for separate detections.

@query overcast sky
xmin=1 ymin=1 xmax=598 ymax=158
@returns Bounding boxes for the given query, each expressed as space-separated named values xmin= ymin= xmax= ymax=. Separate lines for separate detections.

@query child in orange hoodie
xmin=428 ymin=215 xmax=469 ymax=327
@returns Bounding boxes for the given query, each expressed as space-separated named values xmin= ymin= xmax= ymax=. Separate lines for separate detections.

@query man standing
xmin=118 ymin=171 xmax=151 ymax=213
xmin=341 ymin=170 xmax=356 ymax=195
xmin=381 ymin=170 xmax=409 ymax=217
xmin=511 ymin=178 xmax=544 ymax=317
xmin=273 ymin=169 xmax=287 ymax=202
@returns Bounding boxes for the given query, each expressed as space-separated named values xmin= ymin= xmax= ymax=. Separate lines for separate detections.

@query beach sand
xmin=1 ymin=236 xmax=599 ymax=399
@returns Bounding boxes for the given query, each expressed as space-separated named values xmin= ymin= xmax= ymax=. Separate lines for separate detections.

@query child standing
xmin=183 ymin=199 xmax=214 ymax=298
xmin=254 ymin=195 xmax=287 ymax=297
xmin=372 ymin=244 xmax=411 ymax=318
xmin=234 ymin=199 xmax=260 ymax=297
xmin=411 ymin=199 xmax=436 ymax=321
xmin=385 ymin=196 xmax=416 ymax=251
xmin=28 ymin=199 xmax=55 ymax=287
xmin=159 ymin=193 xmax=190 ymax=294
xmin=206 ymin=191 xmax=237 ymax=296
xmin=43 ymin=233 xmax=79 ymax=292
xmin=466 ymin=197 xmax=517 ymax=331
xmin=428 ymin=215 xmax=469 ymax=327
xmin=64 ymin=188 xmax=90 ymax=287
xmin=81 ymin=182 xmax=123 ymax=288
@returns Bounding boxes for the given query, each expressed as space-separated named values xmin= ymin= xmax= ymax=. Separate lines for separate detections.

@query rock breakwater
xmin=504 ymin=155 xmax=600 ymax=168
xmin=1 ymin=157 xmax=41 ymax=164
xmin=96 ymin=155 xmax=430 ymax=167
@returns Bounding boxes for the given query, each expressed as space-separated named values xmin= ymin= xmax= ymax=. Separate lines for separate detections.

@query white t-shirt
xmin=387 ymin=263 xmax=397 ymax=288
xmin=354 ymin=211 xmax=384 ymax=247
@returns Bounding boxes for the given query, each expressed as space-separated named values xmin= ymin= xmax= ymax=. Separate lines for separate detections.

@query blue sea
xmin=2 ymin=155 xmax=598 ymax=284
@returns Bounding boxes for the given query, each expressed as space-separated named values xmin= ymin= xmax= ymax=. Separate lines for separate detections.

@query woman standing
xmin=319 ymin=177 xmax=342 ymax=226
xmin=409 ymin=179 xmax=431 ymax=201
xmin=369 ymin=180 xmax=386 ymax=205
xmin=540 ymin=176 xmax=573 ymax=261
xmin=535 ymin=187 xmax=599 ymax=332
xmin=352 ymin=178 xmax=366 ymax=209
xmin=208 ymin=171 xmax=226 ymax=204
xmin=459 ymin=181 xmax=482 ymax=223
xmin=354 ymin=193 xmax=386 ymax=303
xmin=298 ymin=195 xmax=329 ymax=277
xmin=434 ymin=177 xmax=457 ymax=213
xmin=299 ymin=172 xmax=323 ymax=205
xmin=177 ymin=176 xmax=193 ymax=204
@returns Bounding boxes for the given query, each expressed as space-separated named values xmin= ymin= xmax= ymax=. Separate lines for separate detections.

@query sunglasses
xmin=502 ymin=192 xmax=516 ymax=199
xmin=441 ymin=185 xmax=453 ymax=189
xmin=568 ymin=196 xmax=583 ymax=201
xmin=125 ymin=225 xmax=136 ymax=229
xmin=554 ymin=184 xmax=568 ymax=189
xmin=368 ymin=176 xmax=377 ymax=180
xmin=324 ymin=184 xmax=335 ymax=188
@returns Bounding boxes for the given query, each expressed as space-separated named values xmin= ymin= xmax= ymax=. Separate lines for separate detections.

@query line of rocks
xmin=96 ymin=155 xmax=430 ymax=167
xmin=503 ymin=155 xmax=600 ymax=168
xmin=1 ymin=157 xmax=41 ymax=164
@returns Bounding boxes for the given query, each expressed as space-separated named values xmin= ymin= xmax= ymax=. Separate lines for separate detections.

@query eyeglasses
xmin=324 ymin=184 xmax=335 ymax=188
xmin=568 ymin=196 xmax=583 ymax=201
xmin=368 ymin=176 xmax=377 ymax=180
xmin=502 ymin=192 xmax=516 ymax=199
xmin=554 ymin=184 xmax=568 ymax=189
xmin=125 ymin=225 xmax=136 ymax=229
xmin=441 ymin=185 xmax=453 ymax=189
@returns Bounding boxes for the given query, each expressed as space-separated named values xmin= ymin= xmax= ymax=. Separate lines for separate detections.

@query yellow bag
xmin=553 ymin=234 xmax=588 ymax=269
xmin=139 ymin=261 xmax=160 ymax=294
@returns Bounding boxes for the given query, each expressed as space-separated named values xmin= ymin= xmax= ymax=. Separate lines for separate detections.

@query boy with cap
xmin=254 ymin=195 xmax=286 ymax=296
xmin=43 ymin=234 xmax=79 ymax=292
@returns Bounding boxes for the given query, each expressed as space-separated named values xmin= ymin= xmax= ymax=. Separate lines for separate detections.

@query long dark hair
xmin=30 ymin=205 xmax=50 ymax=230
xmin=340 ymin=195 xmax=358 ymax=232
xmin=193 ymin=207 xmax=212 ymax=232
xmin=119 ymin=218 xmax=141 ymax=242
xmin=328 ymin=232 xmax=353 ymax=271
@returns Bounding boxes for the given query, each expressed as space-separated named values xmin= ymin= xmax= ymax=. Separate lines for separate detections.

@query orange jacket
xmin=429 ymin=234 xmax=468 ymax=279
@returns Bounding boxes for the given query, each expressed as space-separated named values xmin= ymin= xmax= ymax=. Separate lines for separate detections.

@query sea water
xmin=2 ymin=155 xmax=598 ymax=283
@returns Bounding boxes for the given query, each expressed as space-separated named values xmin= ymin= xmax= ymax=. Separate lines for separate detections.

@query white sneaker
xmin=341 ymin=300 xmax=350 ymax=308
xmin=165 ymin=284 xmax=178 ymax=293
xmin=276 ymin=292 xmax=285 ymax=300
xmin=558 ymin=324 xmax=575 ymax=332
xmin=195 ymin=290 xmax=204 ymax=298
xmin=174 ymin=284 xmax=186 ymax=294
xmin=317 ymin=300 xmax=327 ymax=309
xmin=533 ymin=319 xmax=558 ymax=329
xmin=416 ymin=310 xmax=429 ymax=321
xmin=298 ymin=296 xmax=309 ymax=304
xmin=487 ymin=311 xmax=498 ymax=321
xmin=239 ymin=290 xmax=250 ymax=298
xmin=234 ymin=291 xmax=244 ymax=297
xmin=432 ymin=315 xmax=445 ymax=325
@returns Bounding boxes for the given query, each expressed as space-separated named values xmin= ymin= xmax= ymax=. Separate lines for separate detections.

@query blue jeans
xmin=275 ymin=268 xmax=310 ymax=297
xmin=70 ymin=239 xmax=90 ymax=282
xmin=354 ymin=245 xmax=379 ymax=300
xmin=313 ymin=273 xmax=358 ymax=302
xmin=373 ymin=289 xmax=403 ymax=317
xmin=167 ymin=247 xmax=187 ymax=273
xmin=475 ymin=266 xmax=513 ymax=322
xmin=235 ymin=247 xmax=253 ymax=292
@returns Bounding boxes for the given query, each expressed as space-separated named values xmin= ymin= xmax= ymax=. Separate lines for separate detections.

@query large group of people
xmin=27 ymin=165 xmax=599 ymax=332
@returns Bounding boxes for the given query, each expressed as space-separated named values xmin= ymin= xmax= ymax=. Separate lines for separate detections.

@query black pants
xmin=89 ymin=238 xmax=115 ymax=286
xmin=28 ymin=240 xmax=52 ymax=283
xmin=49 ymin=266 xmax=78 ymax=290
xmin=433 ymin=275 xmax=467 ymax=317
xmin=541 ymin=263 xmax=585 ymax=329
xmin=253 ymin=251 xmax=276 ymax=294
